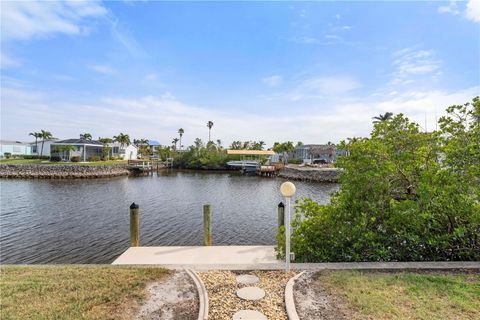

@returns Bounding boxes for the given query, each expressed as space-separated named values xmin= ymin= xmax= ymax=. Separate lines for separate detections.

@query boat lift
xmin=226 ymin=149 xmax=281 ymax=175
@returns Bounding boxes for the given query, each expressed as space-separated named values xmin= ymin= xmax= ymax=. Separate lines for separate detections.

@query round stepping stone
xmin=236 ymin=286 xmax=265 ymax=301
xmin=236 ymin=274 xmax=259 ymax=285
xmin=233 ymin=310 xmax=267 ymax=320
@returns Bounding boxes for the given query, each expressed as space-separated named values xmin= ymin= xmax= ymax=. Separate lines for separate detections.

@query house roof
xmin=0 ymin=140 xmax=31 ymax=145
xmin=54 ymin=139 xmax=103 ymax=146
xmin=227 ymin=149 xmax=275 ymax=156
xmin=30 ymin=139 xmax=58 ymax=145
xmin=147 ymin=140 xmax=161 ymax=146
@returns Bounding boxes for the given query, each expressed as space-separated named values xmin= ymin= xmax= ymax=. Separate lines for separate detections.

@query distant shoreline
xmin=0 ymin=163 xmax=341 ymax=182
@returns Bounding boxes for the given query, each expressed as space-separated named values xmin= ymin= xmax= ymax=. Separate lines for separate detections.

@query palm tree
xmin=172 ymin=138 xmax=179 ymax=151
xmin=372 ymin=112 xmax=394 ymax=123
xmin=178 ymin=128 xmax=184 ymax=150
xmin=207 ymin=121 xmax=214 ymax=141
xmin=98 ymin=137 xmax=113 ymax=159
xmin=98 ymin=137 xmax=113 ymax=144
xmin=113 ymin=133 xmax=130 ymax=150
xmin=29 ymin=132 xmax=41 ymax=154
xmin=39 ymin=130 xmax=53 ymax=156
xmin=133 ymin=138 xmax=148 ymax=146
xmin=80 ymin=133 xmax=92 ymax=140
xmin=258 ymin=141 xmax=265 ymax=150
xmin=61 ymin=145 xmax=76 ymax=161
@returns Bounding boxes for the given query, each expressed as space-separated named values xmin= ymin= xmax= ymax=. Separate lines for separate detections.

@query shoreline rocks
xmin=0 ymin=164 xmax=130 ymax=179
xmin=277 ymin=167 xmax=340 ymax=182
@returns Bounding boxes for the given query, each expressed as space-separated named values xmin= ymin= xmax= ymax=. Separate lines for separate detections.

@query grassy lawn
xmin=319 ymin=270 xmax=480 ymax=320
xmin=0 ymin=159 xmax=128 ymax=166
xmin=0 ymin=266 xmax=169 ymax=320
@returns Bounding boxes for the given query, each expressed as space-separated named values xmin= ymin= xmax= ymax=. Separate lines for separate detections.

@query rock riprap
xmin=277 ymin=167 xmax=340 ymax=182
xmin=0 ymin=164 xmax=130 ymax=179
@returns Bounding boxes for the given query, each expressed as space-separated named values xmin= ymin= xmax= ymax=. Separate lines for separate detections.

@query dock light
xmin=280 ymin=181 xmax=296 ymax=272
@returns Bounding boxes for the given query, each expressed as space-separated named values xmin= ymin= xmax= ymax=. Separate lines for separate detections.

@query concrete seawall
xmin=0 ymin=164 xmax=130 ymax=179
xmin=277 ymin=167 xmax=340 ymax=183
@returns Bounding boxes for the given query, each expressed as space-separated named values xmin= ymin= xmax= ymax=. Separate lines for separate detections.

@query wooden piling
xmin=203 ymin=204 xmax=212 ymax=246
xmin=130 ymin=202 xmax=140 ymax=247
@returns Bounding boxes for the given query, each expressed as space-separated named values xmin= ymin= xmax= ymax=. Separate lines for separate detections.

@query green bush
xmin=173 ymin=140 xmax=229 ymax=170
xmin=109 ymin=157 xmax=116 ymax=160
xmin=287 ymin=158 xmax=302 ymax=164
xmin=4 ymin=152 xmax=11 ymax=159
xmin=49 ymin=156 xmax=62 ymax=162
xmin=88 ymin=155 xmax=101 ymax=162
xmin=279 ymin=97 xmax=480 ymax=262
xmin=23 ymin=155 xmax=50 ymax=160
xmin=70 ymin=156 xmax=80 ymax=162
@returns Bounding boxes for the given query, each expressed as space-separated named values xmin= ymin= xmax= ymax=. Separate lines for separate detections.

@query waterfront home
xmin=147 ymin=140 xmax=161 ymax=154
xmin=293 ymin=144 xmax=347 ymax=164
xmin=51 ymin=139 xmax=103 ymax=161
xmin=107 ymin=142 xmax=138 ymax=160
xmin=30 ymin=139 xmax=58 ymax=156
xmin=0 ymin=140 xmax=32 ymax=158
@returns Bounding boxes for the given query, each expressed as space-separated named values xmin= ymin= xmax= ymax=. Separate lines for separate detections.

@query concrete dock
xmin=112 ymin=245 xmax=280 ymax=269
xmin=112 ymin=245 xmax=480 ymax=271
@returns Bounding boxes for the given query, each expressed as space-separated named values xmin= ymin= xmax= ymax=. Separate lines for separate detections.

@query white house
xmin=0 ymin=140 xmax=32 ymax=157
xmin=108 ymin=142 xmax=138 ymax=160
xmin=30 ymin=139 xmax=58 ymax=157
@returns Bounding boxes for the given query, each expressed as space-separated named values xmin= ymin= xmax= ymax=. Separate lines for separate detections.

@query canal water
xmin=0 ymin=171 xmax=338 ymax=264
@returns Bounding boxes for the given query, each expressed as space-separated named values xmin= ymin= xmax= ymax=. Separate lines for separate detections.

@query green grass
xmin=0 ymin=266 xmax=169 ymax=320
xmin=0 ymin=159 xmax=127 ymax=166
xmin=319 ymin=270 xmax=480 ymax=320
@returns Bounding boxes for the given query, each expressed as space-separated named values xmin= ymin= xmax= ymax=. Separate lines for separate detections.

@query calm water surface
xmin=0 ymin=171 xmax=338 ymax=264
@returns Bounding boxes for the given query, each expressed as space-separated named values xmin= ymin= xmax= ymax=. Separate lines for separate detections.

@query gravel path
xmin=198 ymin=270 xmax=296 ymax=320
xmin=293 ymin=271 xmax=353 ymax=320
xmin=136 ymin=271 xmax=199 ymax=320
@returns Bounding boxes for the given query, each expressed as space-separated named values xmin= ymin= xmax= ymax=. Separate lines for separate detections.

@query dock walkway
xmin=112 ymin=246 xmax=480 ymax=271
xmin=112 ymin=245 xmax=279 ymax=269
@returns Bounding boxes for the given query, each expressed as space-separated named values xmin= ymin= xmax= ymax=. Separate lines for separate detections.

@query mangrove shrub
xmin=282 ymin=97 xmax=480 ymax=262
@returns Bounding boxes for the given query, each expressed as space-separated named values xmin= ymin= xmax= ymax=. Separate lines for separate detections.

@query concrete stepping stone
xmin=236 ymin=286 xmax=265 ymax=301
xmin=236 ymin=274 xmax=260 ymax=285
xmin=233 ymin=310 xmax=267 ymax=320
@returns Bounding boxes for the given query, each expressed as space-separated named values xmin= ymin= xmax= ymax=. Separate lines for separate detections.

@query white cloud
xmin=89 ymin=64 xmax=117 ymax=74
xmin=0 ymin=0 xmax=107 ymax=41
xmin=284 ymin=36 xmax=319 ymax=44
xmin=466 ymin=0 xmax=480 ymax=22
xmin=0 ymin=1 xmax=144 ymax=58
xmin=438 ymin=0 xmax=479 ymax=23
xmin=1 ymin=83 xmax=478 ymax=145
xmin=438 ymin=1 xmax=460 ymax=15
xmin=262 ymin=75 xmax=283 ymax=87
xmin=0 ymin=52 xmax=22 ymax=68
xmin=298 ymin=76 xmax=361 ymax=95
xmin=390 ymin=48 xmax=441 ymax=85
xmin=299 ymin=9 xmax=307 ymax=18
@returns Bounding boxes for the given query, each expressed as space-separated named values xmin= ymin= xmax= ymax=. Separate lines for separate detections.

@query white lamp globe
xmin=280 ymin=181 xmax=296 ymax=198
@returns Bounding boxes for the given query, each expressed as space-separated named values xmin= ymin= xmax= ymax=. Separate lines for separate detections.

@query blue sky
xmin=1 ymin=0 xmax=479 ymax=146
